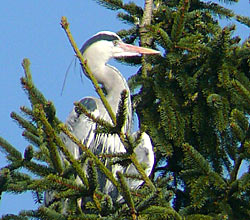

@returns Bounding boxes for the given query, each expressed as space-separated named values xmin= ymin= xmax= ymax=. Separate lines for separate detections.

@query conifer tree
xmin=1 ymin=0 xmax=250 ymax=219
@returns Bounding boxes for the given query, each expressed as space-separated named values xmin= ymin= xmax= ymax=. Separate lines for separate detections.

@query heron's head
xmin=80 ymin=31 xmax=160 ymax=63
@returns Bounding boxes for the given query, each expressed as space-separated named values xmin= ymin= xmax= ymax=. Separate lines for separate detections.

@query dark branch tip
xmin=61 ymin=16 xmax=69 ymax=29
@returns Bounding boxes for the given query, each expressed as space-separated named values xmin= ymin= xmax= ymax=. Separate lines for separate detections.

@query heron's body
xmin=62 ymin=63 xmax=132 ymax=197
xmin=45 ymin=31 xmax=158 ymax=206
xmin=62 ymin=97 xmax=127 ymax=197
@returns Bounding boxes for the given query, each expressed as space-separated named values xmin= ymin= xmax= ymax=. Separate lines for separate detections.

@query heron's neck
xmin=87 ymin=61 xmax=132 ymax=131
xmin=87 ymin=60 xmax=130 ymax=113
xmin=103 ymin=65 xmax=129 ymax=113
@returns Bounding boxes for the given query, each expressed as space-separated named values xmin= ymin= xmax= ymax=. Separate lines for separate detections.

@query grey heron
xmin=50 ymin=31 xmax=159 ymax=204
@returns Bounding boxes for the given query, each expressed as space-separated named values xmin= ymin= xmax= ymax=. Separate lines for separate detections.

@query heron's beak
xmin=117 ymin=42 xmax=160 ymax=57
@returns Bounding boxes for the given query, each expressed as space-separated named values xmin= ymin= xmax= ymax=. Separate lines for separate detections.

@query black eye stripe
xmin=97 ymin=34 xmax=120 ymax=42
xmin=80 ymin=33 xmax=120 ymax=54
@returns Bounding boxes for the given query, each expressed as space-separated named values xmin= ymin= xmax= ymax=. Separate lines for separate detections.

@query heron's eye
xmin=113 ymin=40 xmax=119 ymax=46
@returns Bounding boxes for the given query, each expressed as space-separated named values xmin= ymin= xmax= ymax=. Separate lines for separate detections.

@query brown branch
xmin=141 ymin=0 xmax=153 ymax=29
xmin=140 ymin=0 xmax=154 ymax=78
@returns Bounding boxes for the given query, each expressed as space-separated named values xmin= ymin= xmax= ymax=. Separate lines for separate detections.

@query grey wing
xmin=61 ymin=97 xmax=126 ymax=196
xmin=124 ymin=132 xmax=154 ymax=190
xmin=61 ymin=97 xmax=100 ymax=159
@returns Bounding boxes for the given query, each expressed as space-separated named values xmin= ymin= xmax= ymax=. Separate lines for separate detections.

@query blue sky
xmin=0 ymin=0 xmax=250 ymax=216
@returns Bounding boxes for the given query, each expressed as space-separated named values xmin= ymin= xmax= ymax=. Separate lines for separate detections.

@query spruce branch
xmin=20 ymin=106 xmax=34 ymax=119
xmin=45 ymin=174 xmax=85 ymax=194
xmin=21 ymin=59 xmax=61 ymax=130
xmin=87 ymin=159 xmax=99 ymax=193
xmin=201 ymin=1 xmax=235 ymax=19
xmin=129 ymin=153 xmax=155 ymax=191
xmin=113 ymin=130 xmax=155 ymax=192
xmin=140 ymin=205 xmax=182 ymax=220
xmin=150 ymin=26 xmax=173 ymax=52
xmin=115 ymin=90 xmax=129 ymax=133
xmin=117 ymin=172 xmax=136 ymax=220
xmin=1 ymin=162 xmax=23 ymax=173
xmin=2 ymin=171 xmax=33 ymax=194
xmin=171 ymin=0 xmax=190 ymax=43
xmin=1 ymin=214 xmax=29 ymax=220
xmin=59 ymin=123 xmax=120 ymax=191
xmin=21 ymin=59 xmax=48 ymax=108
xmin=232 ymin=79 xmax=250 ymax=105
xmin=0 ymin=137 xmax=22 ymax=161
xmin=10 ymin=112 xmax=38 ymax=136
xmin=60 ymin=16 xmax=117 ymax=126
xmin=94 ymin=0 xmax=123 ymax=10
xmin=122 ymin=2 xmax=143 ymax=17
xmin=22 ymin=130 xmax=41 ymax=147
xmin=181 ymin=143 xmax=229 ymax=208
xmin=22 ymin=59 xmax=32 ymax=83
xmin=74 ymin=101 xmax=114 ymax=132
xmin=24 ymin=145 xmax=33 ymax=161
xmin=22 ymin=160 xmax=54 ymax=177
xmin=33 ymin=104 xmax=64 ymax=175
xmin=236 ymin=14 xmax=250 ymax=28
xmin=37 ymin=206 xmax=65 ymax=220
xmin=136 ymin=189 xmax=159 ymax=213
